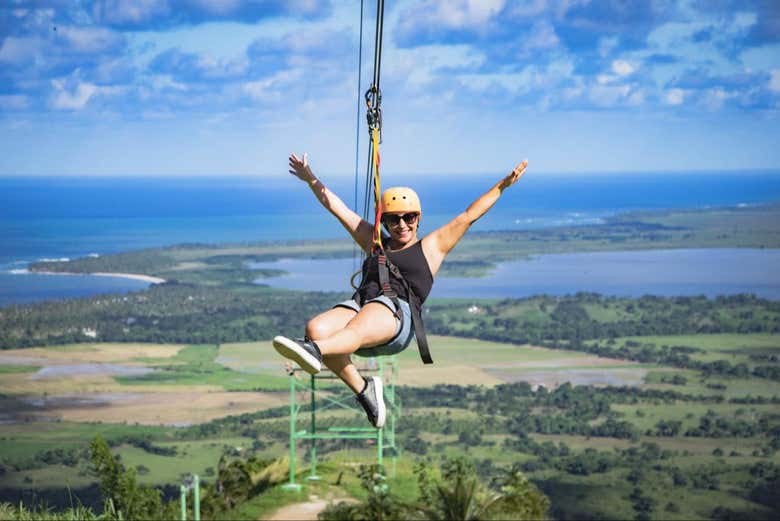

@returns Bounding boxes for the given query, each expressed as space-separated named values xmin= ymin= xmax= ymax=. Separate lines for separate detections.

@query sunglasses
xmin=383 ymin=212 xmax=419 ymax=226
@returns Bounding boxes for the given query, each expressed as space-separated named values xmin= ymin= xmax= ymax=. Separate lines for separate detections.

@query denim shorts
xmin=333 ymin=295 xmax=414 ymax=357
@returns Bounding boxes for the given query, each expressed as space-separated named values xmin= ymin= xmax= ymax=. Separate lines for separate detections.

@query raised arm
xmin=422 ymin=160 xmax=528 ymax=277
xmin=289 ymin=153 xmax=374 ymax=252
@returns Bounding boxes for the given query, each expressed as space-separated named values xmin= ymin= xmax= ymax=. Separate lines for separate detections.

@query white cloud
xmin=456 ymin=58 xmax=573 ymax=97
xmin=241 ymin=69 xmax=303 ymax=103
xmin=626 ymin=89 xmax=644 ymax=106
xmin=150 ymin=75 xmax=189 ymax=92
xmin=554 ymin=0 xmax=590 ymax=19
xmin=770 ymin=70 xmax=780 ymax=93
xmin=437 ymin=0 xmax=505 ymax=28
xmin=731 ymin=11 xmax=757 ymax=33
xmin=0 ymin=36 xmax=44 ymax=65
xmin=195 ymin=54 xmax=248 ymax=79
xmin=91 ymin=0 xmax=171 ymax=26
xmin=505 ymin=0 xmax=547 ymax=18
xmin=388 ymin=44 xmax=486 ymax=89
xmin=588 ymin=84 xmax=632 ymax=107
xmin=611 ymin=60 xmax=637 ymax=77
xmin=598 ymin=36 xmax=619 ymax=58
xmin=703 ymin=88 xmax=732 ymax=110
xmin=595 ymin=61 xmax=638 ymax=87
xmin=398 ymin=0 xmax=505 ymax=34
xmin=49 ymin=79 xmax=98 ymax=110
xmin=56 ymin=25 xmax=125 ymax=54
xmin=458 ymin=71 xmax=529 ymax=95
xmin=546 ymin=58 xmax=574 ymax=79
xmin=665 ymin=88 xmax=685 ymax=105
xmin=561 ymin=81 xmax=585 ymax=101
xmin=519 ymin=20 xmax=560 ymax=56
xmin=596 ymin=74 xmax=614 ymax=85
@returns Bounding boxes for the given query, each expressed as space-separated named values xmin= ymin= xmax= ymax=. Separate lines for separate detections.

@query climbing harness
xmin=351 ymin=0 xmax=433 ymax=365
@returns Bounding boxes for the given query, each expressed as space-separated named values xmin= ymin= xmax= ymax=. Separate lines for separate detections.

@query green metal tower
xmin=283 ymin=356 xmax=400 ymax=490
xmin=179 ymin=474 xmax=200 ymax=521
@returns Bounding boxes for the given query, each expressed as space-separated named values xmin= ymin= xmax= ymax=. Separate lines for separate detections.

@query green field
xmin=0 ymin=365 xmax=39 ymax=374
xmin=1 ymin=328 xmax=778 ymax=520
xmin=619 ymin=333 xmax=780 ymax=357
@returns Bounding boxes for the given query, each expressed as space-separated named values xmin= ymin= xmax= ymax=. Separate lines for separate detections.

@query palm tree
xmin=413 ymin=458 xmax=549 ymax=521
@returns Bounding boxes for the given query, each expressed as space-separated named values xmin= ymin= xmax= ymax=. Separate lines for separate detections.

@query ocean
xmin=1 ymin=171 xmax=780 ymax=305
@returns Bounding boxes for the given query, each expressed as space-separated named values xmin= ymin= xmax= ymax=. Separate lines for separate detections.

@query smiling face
xmin=379 ymin=186 xmax=422 ymax=249
xmin=382 ymin=211 xmax=420 ymax=248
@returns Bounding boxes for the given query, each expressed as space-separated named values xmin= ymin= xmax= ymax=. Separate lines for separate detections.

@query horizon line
xmin=2 ymin=167 xmax=780 ymax=179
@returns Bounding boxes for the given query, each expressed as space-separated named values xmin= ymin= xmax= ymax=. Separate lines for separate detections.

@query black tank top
xmin=357 ymin=240 xmax=434 ymax=305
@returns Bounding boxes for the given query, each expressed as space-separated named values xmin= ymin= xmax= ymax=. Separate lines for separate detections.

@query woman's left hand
xmin=499 ymin=160 xmax=528 ymax=190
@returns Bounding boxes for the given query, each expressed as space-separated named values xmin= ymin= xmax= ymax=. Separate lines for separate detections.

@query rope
xmin=371 ymin=127 xmax=382 ymax=248
xmin=366 ymin=0 xmax=385 ymax=250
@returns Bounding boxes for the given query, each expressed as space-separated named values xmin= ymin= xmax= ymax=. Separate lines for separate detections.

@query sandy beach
xmin=28 ymin=270 xmax=166 ymax=284
xmin=92 ymin=272 xmax=166 ymax=284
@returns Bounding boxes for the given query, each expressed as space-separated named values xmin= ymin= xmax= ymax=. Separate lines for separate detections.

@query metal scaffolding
xmin=179 ymin=474 xmax=200 ymax=521
xmin=282 ymin=356 xmax=400 ymax=490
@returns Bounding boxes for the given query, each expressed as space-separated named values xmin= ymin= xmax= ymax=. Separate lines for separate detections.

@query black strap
xmin=377 ymin=250 xmax=433 ymax=365
xmin=406 ymin=291 xmax=433 ymax=364
xmin=376 ymin=253 xmax=403 ymax=320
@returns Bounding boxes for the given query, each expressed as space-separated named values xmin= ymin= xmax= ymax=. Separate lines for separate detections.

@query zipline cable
xmin=353 ymin=0 xmax=365 ymax=274
xmin=351 ymin=0 xmax=385 ymax=288
xmin=366 ymin=0 xmax=385 ymax=249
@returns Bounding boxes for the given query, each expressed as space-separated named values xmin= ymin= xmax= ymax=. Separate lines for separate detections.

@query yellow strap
xmin=371 ymin=127 xmax=382 ymax=248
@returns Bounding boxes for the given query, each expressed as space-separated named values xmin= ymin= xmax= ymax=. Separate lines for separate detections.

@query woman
xmin=274 ymin=152 xmax=528 ymax=428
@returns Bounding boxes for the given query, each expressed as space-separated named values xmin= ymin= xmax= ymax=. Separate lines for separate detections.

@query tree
xmin=487 ymin=470 xmax=550 ymax=521
xmin=89 ymin=435 xmax=165 ymax=520
xmin=320 ymin=458 xmax=550 ymax=521
xmin=319 ymin=465 xmax=406 ymax=521
xmin=629 ymin=486 xmax=656 ymax=520
xmin=415 ymin=457 xmax=549 ymax=521
xmin=214 ymin=454 xmax=280 ymax=510
xmin=416 ymin=458 xmax=487 ymax=520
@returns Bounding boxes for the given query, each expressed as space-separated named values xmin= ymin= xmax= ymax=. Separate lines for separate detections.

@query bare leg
xmin=302 ymin=304 xmax=393 ymax=428
xmin=322 ymin=354 xmax=365 ymax=394
xmin=305 ymin=307 xmax=365 ymax=393
xmin=314 ymin=303 xmax=398 ymax=356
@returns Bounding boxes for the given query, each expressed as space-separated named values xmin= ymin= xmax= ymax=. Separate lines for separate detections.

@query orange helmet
xmin=380 ymin=187 xmax=421 ymax=214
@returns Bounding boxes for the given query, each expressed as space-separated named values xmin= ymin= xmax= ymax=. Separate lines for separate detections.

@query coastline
xmin=92 ymin=272 xmax=166 ymax=284
xmin=27 ymin=270 xmax=166 ymax=285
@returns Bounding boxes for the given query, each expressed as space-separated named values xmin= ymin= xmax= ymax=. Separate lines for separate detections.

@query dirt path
xmin=263 ymin=497 xmax=355 ymax=521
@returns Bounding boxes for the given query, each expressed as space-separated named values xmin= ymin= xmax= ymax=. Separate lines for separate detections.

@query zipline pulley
xmin=365 ymin=84 xmax=382 ymax=141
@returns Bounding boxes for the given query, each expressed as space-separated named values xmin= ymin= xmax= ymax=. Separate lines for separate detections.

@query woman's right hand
xmin=289 ymin=153 xmax=316 ymax=184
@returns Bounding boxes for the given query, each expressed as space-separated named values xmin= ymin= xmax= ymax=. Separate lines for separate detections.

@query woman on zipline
xmin=274 ymin=152 xmax=528 ymax=428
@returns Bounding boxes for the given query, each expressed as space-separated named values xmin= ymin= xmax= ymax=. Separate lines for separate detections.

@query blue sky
xmin=1 ymin=0 xmax=779 ymax=177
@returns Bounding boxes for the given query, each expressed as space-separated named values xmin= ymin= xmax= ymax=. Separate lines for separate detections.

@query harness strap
xmin=384 ymin=256 xmax=433 ymax=364
xmin=375 ymin=248 xmax=433 ymax=365
xmin=376 ymin=251 xmax=402 ymax=320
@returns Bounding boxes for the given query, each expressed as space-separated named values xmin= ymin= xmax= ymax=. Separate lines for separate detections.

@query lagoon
xmin=0 ymin=271 xmax=151 ymax=307
xmin=250 ymin=248 xmax=780 ymax=300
